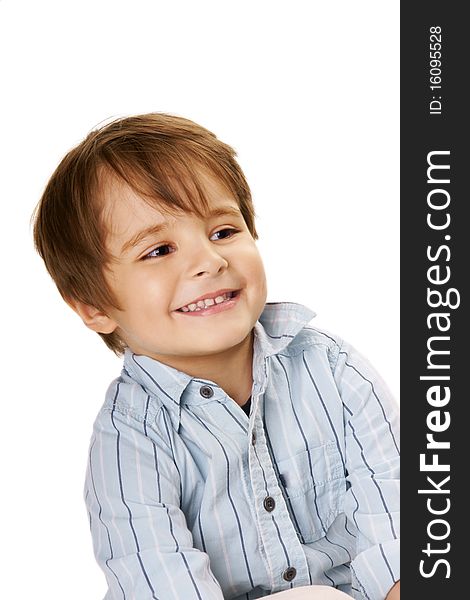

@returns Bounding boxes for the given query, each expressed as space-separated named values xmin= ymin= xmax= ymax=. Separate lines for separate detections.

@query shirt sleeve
xmin=332 ymin=340 xmax=400 ymax=600
xmin=83 ymin=387 xmax=224 ymax=600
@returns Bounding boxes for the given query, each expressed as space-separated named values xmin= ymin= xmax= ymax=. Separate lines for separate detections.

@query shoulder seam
xmin=331 ymin=340 xmax=344 ymax=375
xmin=101 ymin=403 xmax=147 ymax=424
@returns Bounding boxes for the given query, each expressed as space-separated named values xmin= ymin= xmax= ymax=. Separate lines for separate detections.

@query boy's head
xmin=33 ymin=113 xmax=267 ymax=361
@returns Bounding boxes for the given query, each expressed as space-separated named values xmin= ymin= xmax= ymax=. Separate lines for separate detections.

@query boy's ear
xmin=66 ymin=299 xmax=118 ymax=334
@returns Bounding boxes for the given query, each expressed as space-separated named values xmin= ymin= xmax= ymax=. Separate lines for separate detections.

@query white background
xmin=0 ymin=1 xmax=399 ymax=597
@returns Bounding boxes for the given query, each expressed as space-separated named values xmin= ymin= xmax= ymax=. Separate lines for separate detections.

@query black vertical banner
xmin=401 ymin=3 xmax=467 ymax=599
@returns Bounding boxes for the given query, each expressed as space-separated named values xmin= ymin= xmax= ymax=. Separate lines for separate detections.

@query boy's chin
xmin=182 ymin=328 xmax=252 ymax=356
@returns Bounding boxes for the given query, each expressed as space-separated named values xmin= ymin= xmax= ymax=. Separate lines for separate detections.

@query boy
xmin=32 ymin=113 xmax=400 ymax=600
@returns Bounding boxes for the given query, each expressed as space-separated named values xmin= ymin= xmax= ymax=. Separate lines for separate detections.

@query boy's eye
xmin=143 ymin=244 xmax=174 ymax=259
xmin=141 ymin=229 xmax=238 ymax=259
xmin=210 ymin=228 xmax=238 ymax=241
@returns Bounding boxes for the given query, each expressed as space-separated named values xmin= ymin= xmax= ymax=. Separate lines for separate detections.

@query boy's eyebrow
xmin=120 ymin=206 xmax=242 ymax=254
xmin=121 ymin=223 xmax=169 ymax=255
xmin=206 ymin=206 xmax=242 ymax=219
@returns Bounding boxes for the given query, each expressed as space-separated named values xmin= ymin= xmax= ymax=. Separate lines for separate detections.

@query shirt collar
xmin=254 ymin=302 xmax=316 ymax=357
xmin=123 ymin=302 xmax=316 ymax=431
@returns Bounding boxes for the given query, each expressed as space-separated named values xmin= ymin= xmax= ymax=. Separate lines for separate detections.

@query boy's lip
xmin=174 ymin=288 xmax=240 ymax=312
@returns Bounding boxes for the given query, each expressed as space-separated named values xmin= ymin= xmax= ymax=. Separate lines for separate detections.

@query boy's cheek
xmin=235 ymin=244 xmax=266 ymax=275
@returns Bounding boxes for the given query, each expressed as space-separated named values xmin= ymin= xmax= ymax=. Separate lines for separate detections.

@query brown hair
xmin=32 ymin=112 xmax=257 ymax=355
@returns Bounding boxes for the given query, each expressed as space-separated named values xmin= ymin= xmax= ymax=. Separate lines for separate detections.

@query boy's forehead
xmin=100 ymin=171 xmax=241 ymax=252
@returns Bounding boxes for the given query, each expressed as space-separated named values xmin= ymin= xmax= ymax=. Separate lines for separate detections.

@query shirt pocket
xmin=276 ymin=440 xmax=346 ymax=544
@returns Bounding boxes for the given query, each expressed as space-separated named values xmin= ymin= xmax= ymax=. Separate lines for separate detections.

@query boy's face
xmin=99 ymin=171 xmax=267 ymax=366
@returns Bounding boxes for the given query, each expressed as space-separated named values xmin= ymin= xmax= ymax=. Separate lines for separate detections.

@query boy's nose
xmin=190 ymin=242 xmax=228 ymax=278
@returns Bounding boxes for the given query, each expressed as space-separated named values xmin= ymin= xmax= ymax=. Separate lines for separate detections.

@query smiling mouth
xmin=176 ymin=290 xmax=239 ymax=313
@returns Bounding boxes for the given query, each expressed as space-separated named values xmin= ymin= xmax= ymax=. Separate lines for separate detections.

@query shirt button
xmin=282 ymin=567 xmax=297 ymax=582
xmin=251 ymin=431 xmax=256 ymax=445
xmin=263 ymin=496 xmax=276 ymax=512
xmin=199 ymin=385 xmax=214 ymax=399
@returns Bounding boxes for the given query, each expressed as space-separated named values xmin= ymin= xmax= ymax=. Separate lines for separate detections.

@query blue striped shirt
xmin=84 ymin=302 xmax=400 ymax=600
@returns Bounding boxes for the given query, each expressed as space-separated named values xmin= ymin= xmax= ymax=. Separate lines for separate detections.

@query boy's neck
xmin=151 ymin=330 xmax=254 ymax=407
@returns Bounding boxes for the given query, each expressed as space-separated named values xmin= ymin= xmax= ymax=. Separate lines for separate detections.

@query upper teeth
xmin=180 ymin=292 xmax=233 ymax=312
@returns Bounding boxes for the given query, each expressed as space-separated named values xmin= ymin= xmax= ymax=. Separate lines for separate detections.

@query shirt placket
xmin=248 ymin=358 xmax=310 ymax=592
